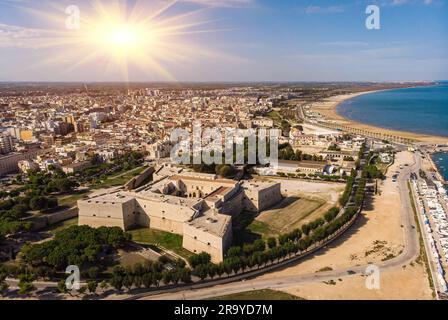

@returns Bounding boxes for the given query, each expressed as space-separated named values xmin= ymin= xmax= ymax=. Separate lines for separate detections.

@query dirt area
xmin=257 ymin=151 xmax=433 ymax=299
xmin=257 ymin=195 xmax=325 ymax=234
xmin=265 ymin=178 xmax=345 ymax=201
xmin=247 ymin=179 xmax=344 ymax=238
xmin=281 ymin=264 xmax=432 ymax=300
xmin=293 ymin=145 xmax=326 ymax=156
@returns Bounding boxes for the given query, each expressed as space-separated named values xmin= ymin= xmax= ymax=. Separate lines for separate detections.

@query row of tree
xmin=339 ymin=169 xmax=357 ymax=207
xmin=185 ymin=202 xmax=359 ymax=283
xmin=279 ymin=145 xmax=325 ymax=162
xmin=108 ymin=260 xmax=192 ymax=292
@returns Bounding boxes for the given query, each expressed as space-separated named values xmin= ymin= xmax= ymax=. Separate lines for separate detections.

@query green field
xmin=91 ymin=166 xmax=148 ymax=189
xmin=44 ymin=217 xmax=79 ymax=235
xmin=209 ymin=290 xmax=303 ymax=300
xmin=127 ymin=227 xmax=193 ymax=259
xmin=247 ymin=220 xmax=277 ymax=238
xmin=57 ymin=190 xmax=90 ymax=208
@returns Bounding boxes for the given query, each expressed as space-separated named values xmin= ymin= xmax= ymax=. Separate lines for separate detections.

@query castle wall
xmin=219 ymin=190 xmax=244 ymax=216
xmin=183 ymin=221 xmax=233 ymax=263
xmin=78 ymin=198 xmax=137 ymax=230
xmin=243 ymin=183 xmax=282 ymax=212
xmin=149 ymin=216 xmax=184 ymax=235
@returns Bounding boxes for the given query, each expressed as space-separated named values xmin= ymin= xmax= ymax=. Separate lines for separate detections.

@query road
xmin=133 ymin=152 xmax=425 ymax=300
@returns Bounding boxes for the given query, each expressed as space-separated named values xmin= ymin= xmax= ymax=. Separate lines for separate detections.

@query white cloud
xmin=0 ymin=23 xmax=50 ymax=48
xmin=179 ymin=0 xmax=255 ymax=8
xmin=304 ymin=5 xmax=345 ymax=14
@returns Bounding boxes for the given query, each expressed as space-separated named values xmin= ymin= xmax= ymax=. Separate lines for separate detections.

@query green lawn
xmin=44 ymin=217 xmax=79 ymax=235
xmin=91 ymin=166 xmax=148 ymax=189
xmin=57 ymin=190 xmax=91 ymax=208
xmin=127 ymin=227 xmax=193 ymax=259
xmin=209 ymin=290 xmax=304 ymax=300
xmin=247 ymin=220 xmax=276 ymax=238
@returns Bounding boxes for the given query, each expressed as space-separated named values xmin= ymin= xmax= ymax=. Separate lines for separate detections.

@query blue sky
xmin=0 ymin=0 xmax=446 ymax=82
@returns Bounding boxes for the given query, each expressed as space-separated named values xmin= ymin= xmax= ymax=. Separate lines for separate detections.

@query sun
xmin=90 ymin=22 xmax=150 ymax=54
xmin=111 ymin=28 xmax=138 ymax=46
xmin=22 ymin=0 xmax=229 ymax=81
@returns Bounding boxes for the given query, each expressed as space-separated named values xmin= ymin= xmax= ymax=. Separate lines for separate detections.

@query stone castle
xmin=78 ymin=165 xmax=282 ymax=263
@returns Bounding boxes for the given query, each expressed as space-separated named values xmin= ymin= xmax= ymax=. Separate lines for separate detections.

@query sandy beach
xmin=312 ymin=91 xmax=448 ymax=144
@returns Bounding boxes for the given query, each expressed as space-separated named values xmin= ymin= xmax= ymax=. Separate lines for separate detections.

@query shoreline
xmin=311 ymin=89 xmax=448 ymax=144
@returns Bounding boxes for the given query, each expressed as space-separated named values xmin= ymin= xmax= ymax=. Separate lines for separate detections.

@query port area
xmin=410 ymin=173 xmax=448 ymax=298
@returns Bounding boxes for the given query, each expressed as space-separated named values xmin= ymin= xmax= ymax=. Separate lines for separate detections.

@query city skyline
xmin=0 ymin=0 xmax=447 ymax=82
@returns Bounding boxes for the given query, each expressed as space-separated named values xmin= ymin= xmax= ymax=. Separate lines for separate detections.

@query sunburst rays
xmin=13 ymin=0 xmax=237 ymax=81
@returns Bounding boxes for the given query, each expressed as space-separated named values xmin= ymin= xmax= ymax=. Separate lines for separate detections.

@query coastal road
xmin=133 ymin=151 xmax=426 ymax=300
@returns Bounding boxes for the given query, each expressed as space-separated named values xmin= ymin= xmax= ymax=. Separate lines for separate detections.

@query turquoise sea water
xmin=338 ymin=85 xmax=448 ymax=181
xmin=337 ymin=85 xmax=448 ymax=137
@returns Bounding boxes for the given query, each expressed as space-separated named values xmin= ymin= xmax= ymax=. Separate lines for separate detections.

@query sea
xmin=337 ymin=84 xmax=448 ymax=180
xmin=337 ymin=85 xmax=448 ymax=138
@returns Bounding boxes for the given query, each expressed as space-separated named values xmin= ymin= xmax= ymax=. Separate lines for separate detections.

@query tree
xmin=188 ymin=252 xmax=211 ymax=268
xmin=162 ymin=272 xmax=173 ymax=285
xmin=0 ymin=273 xmax=9 ymax=297
xmin=0 ymin=282 xmax=8 ymax=297
xmin=110 ymin=266 xmax=126 ymax=292
xmin=123 ymin=275 xmax=134 ymax=291
xmin=267 ymin=238 xmax=277 ymax=249
xmin=18 ymin=273 xmax=35 ymax=296
xmin=78 ymin=286 xmax=87 ymax=295
xmin=194 ymin=265 xmax=209 ymax=281
xmin=223 ymin=261 xmax=233 ymax=276
xmin=179 ymin=269 xmax=192 ymax=284
xmin=301 ymin=224 xmax=311 ymax=236
xmin=21 ymin=226 xmax=129 ymax=271
xmin=154 ymin=272 xmax=163 ymax=287
xmin=176 ymin=259 xmax=186 ymax=269
xmin=159 ymin=255 xmax=170 ymax=265
xmin=208 ymin=264 xmax=217 ymax=279
xmin=87 ymin=266 xmax=100 ymax=279
xmin=29 ymin=196 xmax=48 ymax=211
xmin=324 ymin=207 xmax=340 ymax=223
xmin=99 ymin=280 xmax=109 ymax=292
xmin=142 ymin=273 xmax=153 ymax=289
xmin=226 ymin=246 xmax=242 ymax=258
xmin=48 ymin=178 xmax=79 ymax=194
xmin=215 ymin=264 xmax=224 ymax=278
xmin=87 ymin=281 xmax=98 ymax=295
